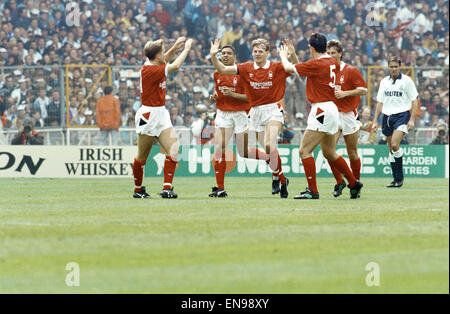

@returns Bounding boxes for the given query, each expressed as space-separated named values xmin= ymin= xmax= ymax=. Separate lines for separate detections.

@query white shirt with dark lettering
xmin=376 ymin=73 xmax=418 ymax=116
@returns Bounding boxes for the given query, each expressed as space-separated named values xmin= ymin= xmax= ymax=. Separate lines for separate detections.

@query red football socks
xmin=214 ymin=153 xmax=227 ymax=189
xmin=133 ymin=158 xmax=146 ymax=192
xmin=247 ymin=147 xmax=268 ymax=161
xmin=269 ymin=149 xmax=286 ymax=184
xmin=350 ymin=158 xmax=361 ymax=180
xmin=163 ymin=155 xmax=177 ymax=190
xmin=329 ymin=161 xmax=345 ymax=185
xmin=330 ymin=156 xmax=357 ymax=188
xmin=302 ymin=157 xmax=318 ymax=194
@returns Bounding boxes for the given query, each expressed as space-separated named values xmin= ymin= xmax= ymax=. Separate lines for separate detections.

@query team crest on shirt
xmin=217 ymin=79 xmax=220 ymax=84
xmin=268 ymin=71 xmax=273 ymax=79
xmin=340 ymin=76 xmax=344 ymax=84
xmin=233 ymin=77 xmax=237 ymax=85
xmin=249 ymin=73 xmax=254 ymax=78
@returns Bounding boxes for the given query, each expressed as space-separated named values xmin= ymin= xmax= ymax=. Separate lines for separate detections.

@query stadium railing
xmin=0 ymin=127 xmax=438 ymax=146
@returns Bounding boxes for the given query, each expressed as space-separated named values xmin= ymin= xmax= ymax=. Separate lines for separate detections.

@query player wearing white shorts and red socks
xmin=210 ymin=38 xmax=297 ymax=198
xmin=132 ymin=37 xmax=193 ymax=199
xmin=208 ymin=45 xmax=251 ymax=197
xmin=326 ymin=40 xmax=368 ymax=197
xmin=279 ymin=33 xmax=363 ymax=199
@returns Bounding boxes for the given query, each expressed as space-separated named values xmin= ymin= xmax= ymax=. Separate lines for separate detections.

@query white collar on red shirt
xmin=340 ymin=61 xmax=346 ymax=70
xmin=253 ymin=60 xmax=270 ymax=70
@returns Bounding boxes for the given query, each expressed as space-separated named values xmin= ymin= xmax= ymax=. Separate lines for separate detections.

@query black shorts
xmin=382 ymin=111 xmax=410 ymax=137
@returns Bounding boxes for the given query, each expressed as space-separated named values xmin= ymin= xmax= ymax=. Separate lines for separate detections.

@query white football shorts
xmin=338 ymin=111 xmax=361 ymax=136
xmin=135 ymin=105 xmax=173 ymax=137
xmin=215 ymin=109 xmax=249 ymax=134
xmin=306 ymin=101 xmax=340 ymax=135
xmin=249 ymin=102 xmax=284 ymax=133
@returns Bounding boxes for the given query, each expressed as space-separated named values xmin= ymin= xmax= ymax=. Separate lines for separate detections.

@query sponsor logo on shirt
xmin=249 ymin=81 xmax=273 ymax=89
xmin=218 ymin=86 xmax=236 ymax=93
xmin=384 ymin=91 xmax=403 ymax=97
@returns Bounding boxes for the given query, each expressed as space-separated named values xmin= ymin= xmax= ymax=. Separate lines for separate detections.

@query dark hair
xmin=309 ymin=33 xmax=327 ymax=53
xmin=104 ymin=86 xmax=113 ymax=95
xmin=221 ymin=45 xmax=235 ymax=54
xmin=326 ymin=39 xmax=343 ymax=60
xmin=388 ymin=56 xmax=402 ymax=66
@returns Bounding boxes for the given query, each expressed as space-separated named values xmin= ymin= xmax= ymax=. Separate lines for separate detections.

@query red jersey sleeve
xmin=294 ymin=59 xmax=321 ymax=77
xmin=350 ymin=66 xmax=367 ymax=89
xmin=236 ymin=62 xmax=251 ymax=77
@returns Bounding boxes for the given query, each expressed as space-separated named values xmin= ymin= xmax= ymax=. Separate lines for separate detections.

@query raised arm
xmin=164 ymin=37 xmax=186 ymax=62
xmin=167 ymin=38 xmax=193 ymax=74
xmin=282 ymin=39 xmax=299 ymax=65
xmin=210 ymin=38 xmax=237 ymax=75
xmin=278 ymin=44 xmax=295 ymax=74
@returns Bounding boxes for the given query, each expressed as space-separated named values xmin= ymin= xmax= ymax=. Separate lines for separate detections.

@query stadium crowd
xmin=0 ymin=0 xmax=448 ymax=144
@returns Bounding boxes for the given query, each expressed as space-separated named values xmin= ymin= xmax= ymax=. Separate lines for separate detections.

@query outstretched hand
xmin=184 ymin=38 xmax=194 ymax=50
xmin=210 ymin=38 xmax=221 ymax=56
xmin=282 ymin=39 xmax=295 ymax=55
xmin=173 ymin=37 xmax=186 ymax=50
xmin=278 ymin=44 xmax=289 ymax=58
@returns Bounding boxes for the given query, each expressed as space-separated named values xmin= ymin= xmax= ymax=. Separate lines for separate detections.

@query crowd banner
xmin=0 ymin=145 xmax=448 ymax=178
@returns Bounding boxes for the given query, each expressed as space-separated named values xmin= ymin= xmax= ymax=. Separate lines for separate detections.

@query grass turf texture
xmin=0 ymin=177 xmax=448 ymax=294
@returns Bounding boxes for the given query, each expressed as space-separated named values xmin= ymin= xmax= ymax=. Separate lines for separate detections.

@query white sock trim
xmin=393 ymin=148 xmax=403 ymax=158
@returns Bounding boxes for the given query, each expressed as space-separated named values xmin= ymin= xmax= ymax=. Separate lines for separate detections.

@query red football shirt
xmin=335 ymin=62 xmax=367 ymax=112
xmin=140 ymin=61 xmax=167 ymax=107
xmin=214 ymin=72 xmax=250 ymax=112
xmin=236 ymin=61 xmax=290 ymax=107
xmin=294 ymin=55 xmax=340 ymax=104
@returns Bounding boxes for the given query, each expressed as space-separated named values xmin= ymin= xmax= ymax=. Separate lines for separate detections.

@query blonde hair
xmin=251 ymin=38 xmax=270 ymax=51
xmin=144 ymin=39 xmax=164 ymax=60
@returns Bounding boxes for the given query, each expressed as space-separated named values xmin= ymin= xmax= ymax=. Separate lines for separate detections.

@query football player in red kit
xmin=208 ymin=45 xmax=251 ymax=197
xmin=210 ymin=38 xmax=298 ymax=198
xmin=326 ymin=40 xmax=367 ymax=197
xmin=278 ymin=33 xmax=363 ymax=199
xmin=132 ymin=37 xmax=193 ymax=199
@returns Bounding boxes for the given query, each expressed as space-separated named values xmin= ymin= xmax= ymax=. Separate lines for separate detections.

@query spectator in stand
xmin=11 ymin=118 xmax=43 ymax=145
xmin=95 ymin=86 xmax=121 ymax=145
xmin=148 ymin=3 xmax=172 ymax=30
xmin=431 ymin=123 xmax=449 ymax=145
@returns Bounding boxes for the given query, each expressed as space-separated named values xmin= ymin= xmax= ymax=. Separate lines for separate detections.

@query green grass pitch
xmin=0 ymin=177 xmax=448 ymax=293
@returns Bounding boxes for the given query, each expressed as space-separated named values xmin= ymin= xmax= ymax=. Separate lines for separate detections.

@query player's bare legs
xmin=235 ymin=131 xmax=249 ymax=158
xmin=321 ymin=133 xmax=359 ymax=195
xmin=296 ymin=130 xmax=360 ymax=199
xmin=328 ymin=130 xmax=361 ymax=197
xmin=132 ymin=133 xmax=155 ymax=198
xmin=158 ymin=126 xmax=179 ymax=198
xmin=210 ymin=127 xmax=235 ymax=197
xmin=296 ymin=130 xmax=325 ymax=198
xmin=264 ymin=120 xmax=289 ymax=198
xmin=386 ymin=130 xmax=406 ymax=187
xmin=344 ymin=132 xmax=361 ymax=179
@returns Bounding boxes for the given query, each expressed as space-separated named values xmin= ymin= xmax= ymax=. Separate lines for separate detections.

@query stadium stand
xmin=0 ymin=0 xmax=448 ymax=145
